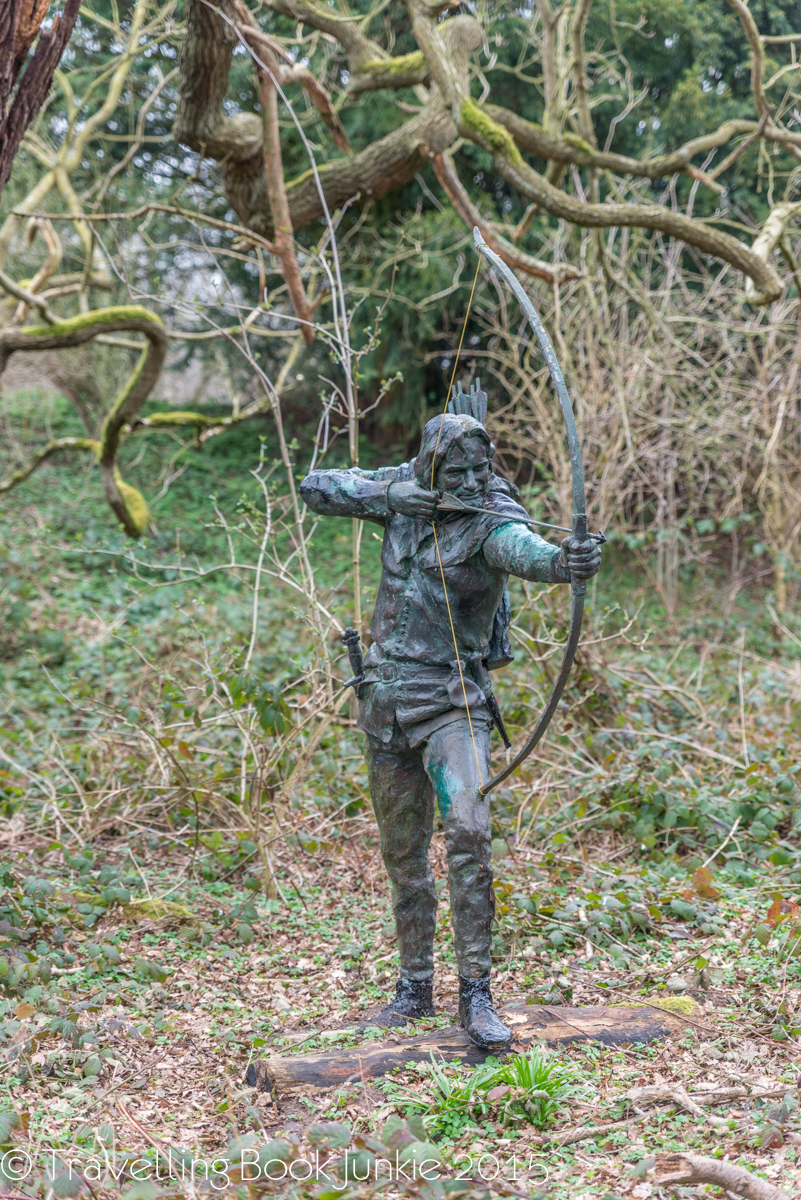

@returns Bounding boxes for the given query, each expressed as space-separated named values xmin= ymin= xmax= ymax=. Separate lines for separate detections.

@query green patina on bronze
xmin=432 ymin=759 xmax=453 ymax=820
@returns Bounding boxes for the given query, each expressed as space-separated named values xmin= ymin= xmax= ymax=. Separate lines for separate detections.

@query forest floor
xmin=3 ymin=817 xmax=801 ymax=1200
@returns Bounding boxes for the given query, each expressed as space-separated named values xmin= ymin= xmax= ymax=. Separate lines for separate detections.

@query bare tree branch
xmin=654 ymin=1151 xmax=790 ymax=1200
xmin=11 ymin=216 xmax=62 ymax=321
xmin=570 ymin=0 xmax=596 ymax=149
xmin=0 ymin=436 xmax=98 ymax=493
xmin=264 ymin=0 xmax=382 ymax=72
xmin=486 ymin=106 xmax=770 ymax=184
xmin=95 ymin=67 xmax=178 ymax=205
xmin=236 ymin=17 xmax=351 ymax=153
xmin=432 ymin=152 xmax=578 ymax=283
xmin=0 ymin=263 xmax=56 ymax=320
xmin=746 ymin=199 xmax=801 ymax=300
xmin=284 ymin=99 xmax=457 ymax=228
xmin=727 ymin=0 xmax=770 ymax=122
xmin=533 ymin=0 xmax=570 ymax=137
xmin=21 ymin=201 xmax=277 ymax=254
xmin=236 ymin=3 xmax=314 ymax=344
xmin=494 ymin=143 xmax=783 ymax=304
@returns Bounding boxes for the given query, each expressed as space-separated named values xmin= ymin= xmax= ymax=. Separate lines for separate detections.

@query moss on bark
xmin=360 ymin=50 xmax=426 ymax=77
xmin=460 ymin=99 xmax=523 ymax=167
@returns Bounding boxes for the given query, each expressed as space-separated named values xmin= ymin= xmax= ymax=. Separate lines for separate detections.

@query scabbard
xmin=485 ymin=691 xmax=512 ymax=750
xmin=462 ymin=655 xmax=512 ymax=750
xmin=342 ymin=627 xmax=364 ymax=689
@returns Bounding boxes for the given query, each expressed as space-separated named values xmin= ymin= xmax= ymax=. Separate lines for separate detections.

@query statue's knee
xmin=442 ymin=792 xmax=490 ymax=851
xmin=380 ymin=830 xmax=431 ymax=869
xmin=447 ymin=856 xmax=494 ymax=912
xmin=383 ymin=852 xmax=434 ymax=889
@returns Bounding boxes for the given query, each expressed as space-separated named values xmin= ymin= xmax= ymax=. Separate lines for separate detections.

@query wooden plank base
xmin=246 ymin=1003 xmax=680 ymax=1098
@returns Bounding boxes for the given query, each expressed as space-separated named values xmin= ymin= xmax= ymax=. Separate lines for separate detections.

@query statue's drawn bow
xmin=472 ymin=227 xmax=587 ymax=797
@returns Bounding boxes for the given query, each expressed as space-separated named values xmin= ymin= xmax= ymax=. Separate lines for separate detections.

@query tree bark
xmin=175 ymin=0 xmax=270 ymax=234
xmin=0 ymin=0 xmax=82 ymax=195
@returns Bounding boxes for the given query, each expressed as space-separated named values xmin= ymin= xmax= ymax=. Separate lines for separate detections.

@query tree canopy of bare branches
xmin=173 ymin=0 xmax=801 ymax=306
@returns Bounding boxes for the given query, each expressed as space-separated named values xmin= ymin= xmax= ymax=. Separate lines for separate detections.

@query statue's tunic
xmin=300 ymin=460 xmax=567 ymax=751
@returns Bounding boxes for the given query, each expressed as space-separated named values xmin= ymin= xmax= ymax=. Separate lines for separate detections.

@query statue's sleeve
xmin=482 ymin=522 xmax=569 ymax=583
xmin=300 ymin=465 xmax=400 ymax=523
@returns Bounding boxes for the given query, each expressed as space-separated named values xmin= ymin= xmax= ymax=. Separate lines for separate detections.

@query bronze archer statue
xmin=300 ymin=381 xmax=601 ymax=1051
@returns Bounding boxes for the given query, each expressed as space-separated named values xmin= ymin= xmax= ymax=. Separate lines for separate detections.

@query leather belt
xmin=361 ymin=661 xmax=452 ymax=685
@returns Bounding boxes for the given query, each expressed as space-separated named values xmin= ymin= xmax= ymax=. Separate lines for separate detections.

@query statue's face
xmin=435 ymin=435 xmax=491 ymax=501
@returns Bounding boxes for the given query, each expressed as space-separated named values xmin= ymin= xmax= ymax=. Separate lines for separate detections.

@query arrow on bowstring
xmin=437 ymin=492 xmax=608 ymax=544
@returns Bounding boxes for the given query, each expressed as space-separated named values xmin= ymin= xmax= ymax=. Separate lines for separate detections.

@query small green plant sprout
xmin=390 ymin=1055 xmax=496 ymax=1139
xmin=490 ymin=1045 xmax=577 ymax=1127
xmin=392 ymin=1047 xmax=576 ymax=1136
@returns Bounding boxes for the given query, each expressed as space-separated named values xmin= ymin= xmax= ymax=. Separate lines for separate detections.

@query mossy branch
xmin=482 ymin=105 xmax=781 ymax=182
xmin=136 ymin=410 xmax=220 ymax=429
xmin=177 ymin=0 xmax=798 ymax=305
xmin=113 ymin=470 xmax=151 ymax=538
xmin=460 ymin=99 xmax=523 ymax=167
xmin=495 ymin=153 xmax=783 ymax=306
xmin=349 ymin=51 xmax=428 ymax=94
xmin=0 ymin=304 xmax=167 ymax=537
xmin=362 ymin=51 xmax=425 ymax=76
xmin=457 ymin=103 xmax=784 ymax=305
xmin=0 ymin=437 xmax=97 ymax=493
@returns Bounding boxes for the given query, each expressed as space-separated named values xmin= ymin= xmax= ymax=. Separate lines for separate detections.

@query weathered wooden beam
xmin=246 ymin=1003 xmax=681 ymax=1098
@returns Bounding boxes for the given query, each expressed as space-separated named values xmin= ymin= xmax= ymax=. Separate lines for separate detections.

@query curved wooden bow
xmin=471 ymin=227 xmax=588 ymax=796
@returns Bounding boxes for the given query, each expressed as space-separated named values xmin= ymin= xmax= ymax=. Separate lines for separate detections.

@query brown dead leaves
xmin=692 ymin=866 xmax=721 ymax=900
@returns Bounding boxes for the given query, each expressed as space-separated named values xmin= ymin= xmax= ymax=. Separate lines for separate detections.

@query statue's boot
xmin=458 ymin=975 xmax=511 ymax=1051
xmin=370 ymin=977 xmax=435 ymax=1028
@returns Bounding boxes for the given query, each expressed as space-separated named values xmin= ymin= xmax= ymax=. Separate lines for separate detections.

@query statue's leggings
xmin=364 ymin=718 xmax=493 ymax=981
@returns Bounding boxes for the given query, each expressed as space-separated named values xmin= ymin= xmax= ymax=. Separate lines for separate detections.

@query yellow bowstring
xmin=430 ymin=254 xmax=483 ymax=787
xmin=432 ymin=523 xmax=483 ymax=787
